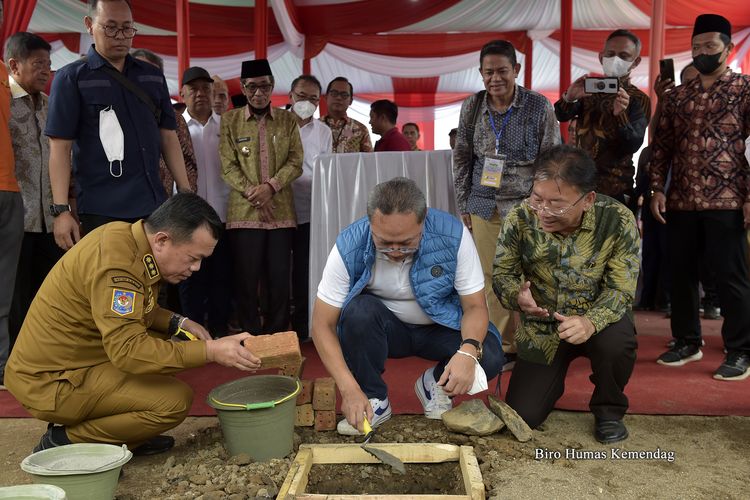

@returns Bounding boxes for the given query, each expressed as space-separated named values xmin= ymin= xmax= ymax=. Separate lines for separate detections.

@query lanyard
xmin=488 ymin=106 xmax=513 ymax=155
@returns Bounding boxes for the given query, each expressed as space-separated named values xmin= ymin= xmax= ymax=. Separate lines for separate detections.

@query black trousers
xmin=505 ymin=316 xmax=637 ymax=429
xmin=639 ymin=204 xmax=670 ymax=309
xmin=229 ymin=227 xmax=294 ymax=334
xmin=291 ymin=223 xmax=310 ymax=340
xmin=667 ymin=210 xmax=750 ymax=350
xmin=179 ymin=232 xmax=232 ymax=337
xmin=9 ymin=232 xmax=65 ymax=347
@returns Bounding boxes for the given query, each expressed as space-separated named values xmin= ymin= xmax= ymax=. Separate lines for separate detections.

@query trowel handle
xmin=362 ymin=416 xmax=372 ymax=434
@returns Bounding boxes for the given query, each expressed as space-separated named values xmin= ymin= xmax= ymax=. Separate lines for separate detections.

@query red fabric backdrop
xmin=0 ymin=0 xmax=38 ymax=50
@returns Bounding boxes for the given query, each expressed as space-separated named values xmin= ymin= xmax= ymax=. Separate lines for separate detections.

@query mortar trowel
xmin=360 ymin=417 xmax=406 ymax=474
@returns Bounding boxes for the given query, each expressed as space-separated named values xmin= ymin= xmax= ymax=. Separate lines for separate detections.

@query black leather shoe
xmin=132 ymin=435 xmax=175 ymax=456
xmin=33 ymin=424 xmax=71 ymax=453
xmin=594 ymin=419 xmax=628 ymax=444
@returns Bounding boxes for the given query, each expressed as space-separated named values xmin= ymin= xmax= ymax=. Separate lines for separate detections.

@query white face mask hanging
xmin=99 ymin=106 xmax=125 ymax=177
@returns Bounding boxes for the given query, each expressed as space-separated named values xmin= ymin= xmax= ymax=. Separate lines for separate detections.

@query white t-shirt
xmin=317 ymin=225 xmax=484 ymax=324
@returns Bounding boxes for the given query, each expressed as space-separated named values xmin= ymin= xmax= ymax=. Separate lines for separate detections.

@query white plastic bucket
xmin=21 ymin=444 xmax=132 ymax=500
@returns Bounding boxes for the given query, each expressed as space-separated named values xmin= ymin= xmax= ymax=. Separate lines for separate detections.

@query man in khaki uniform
xmin=5 ymin=194 xmax=261 ymax=454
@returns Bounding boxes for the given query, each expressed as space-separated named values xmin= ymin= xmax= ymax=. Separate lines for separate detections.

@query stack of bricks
xmin=295 ymin=377 xmax=337 ymax=431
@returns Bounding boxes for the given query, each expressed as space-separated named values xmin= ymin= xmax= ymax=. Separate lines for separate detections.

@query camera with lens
xmin=584 ymin=77 xmax=619 ymax=94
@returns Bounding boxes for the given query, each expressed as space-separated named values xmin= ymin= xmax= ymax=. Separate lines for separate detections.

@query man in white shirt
xmin=289 ymin=75 xmax=332 ymax=341
xmin=179 ymin=66 xmax=232 ymax=338
xmin=311 ymin=177 xmax=504 ymax=435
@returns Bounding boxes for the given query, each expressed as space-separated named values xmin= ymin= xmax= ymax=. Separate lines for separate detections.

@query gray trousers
xmin=0 ymin=191 xmax=24 ymax=383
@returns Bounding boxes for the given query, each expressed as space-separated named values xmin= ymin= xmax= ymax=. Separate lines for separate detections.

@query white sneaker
xmin=414 ymin=367 xmax=452 ymax=420
xmin=336 ymin=397 xmax=392 ymax=435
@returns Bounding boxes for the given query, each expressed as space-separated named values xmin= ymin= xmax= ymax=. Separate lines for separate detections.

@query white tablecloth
xmin=308 ymin=150 xmax=458 ymax=319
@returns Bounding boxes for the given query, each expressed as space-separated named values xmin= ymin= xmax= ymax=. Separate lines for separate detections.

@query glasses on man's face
xmin=243 ymin=83 xmax=273 ymax=95
xmin=327 ymin=90 xmax=351 ymax=100
xmin=373 ymin=231 xmax=421 ymax=256
xmin=525 ymin=193 xmax=587 ymax=218
xmin=293 ymin=92 xmax=319 ymax=104
xmin=98 ymin=23 xmax=138 ymax=39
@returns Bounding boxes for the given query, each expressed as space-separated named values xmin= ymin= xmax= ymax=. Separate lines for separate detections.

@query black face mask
xmin=692 ymin=51 xmax=725 ymax=75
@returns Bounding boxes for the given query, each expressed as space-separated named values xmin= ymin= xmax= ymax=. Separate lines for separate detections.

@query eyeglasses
xmin=242 ymin=83 xmax=273 ymax=95
xmin=98 ymin=23 xmax=138 ymax=39
xmin=327 ymin=90 xmax=351 ymax=99
xmin=376 ymin=246 xmax=419 ymax=255
xmin=372 ymin=231 xmax=421 ymax=255
xmin=293 ymin=92 xmax=319 ymax=104
xmin=525 ymin=193 xmax=587 ymax=217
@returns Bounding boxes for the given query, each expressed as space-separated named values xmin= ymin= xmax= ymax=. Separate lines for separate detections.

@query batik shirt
xmin=320 ymin=115 xmax=372 ymax=153
xmin=493 ymin=194 xmax=639 ymax=365
xmin=453 ymin=86 xmax=560 ymax=220
xmin=555 ymin=80 xmax=650 ymax=202
xmin=649 ymin=68 xmax=750 ymax=211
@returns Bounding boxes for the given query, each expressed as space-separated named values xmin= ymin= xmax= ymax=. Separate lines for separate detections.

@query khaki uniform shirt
xmin=5 ymin=221 xmax=207 ymax=412
xmin=219 ymin=106 xmax=303 ymax=229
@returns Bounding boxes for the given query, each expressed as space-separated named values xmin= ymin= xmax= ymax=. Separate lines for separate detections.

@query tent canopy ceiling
xmin=15 ymin=0 xmax=750 ymax=104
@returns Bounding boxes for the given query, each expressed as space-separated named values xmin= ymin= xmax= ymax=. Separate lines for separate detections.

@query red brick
xmin=312 ymin=377 xmax=336 ymax=411
xmin=296 ymin=379 xmax=313 ymax=405
xmin=295 ymin=404 xmax=314 ymax=427
xmin=314 ymin=410 xmax=336 ymax=431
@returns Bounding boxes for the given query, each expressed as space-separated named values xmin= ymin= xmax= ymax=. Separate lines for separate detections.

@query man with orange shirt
xmin=0 ymin=1 xmax=26 ymax=390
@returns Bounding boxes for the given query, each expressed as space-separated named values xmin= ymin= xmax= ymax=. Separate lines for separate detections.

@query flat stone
xmin=163 ymin=455 xmax=176 ymax=469
xmin=189 ymin=474 xmax=208 ymax=485
xmin=202 ymin=491 xmax=226 ymax=500
xmin=227 ymin=453 xmax=253 ymax=466
xmin=487 ymin=395 xmax=533 ymax=442
xmin=441 ymin=399 xmax=504 ymax=436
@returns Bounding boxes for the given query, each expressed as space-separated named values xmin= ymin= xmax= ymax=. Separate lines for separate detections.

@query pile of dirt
xmin=2 ymin=412 xmax=749 ymax=499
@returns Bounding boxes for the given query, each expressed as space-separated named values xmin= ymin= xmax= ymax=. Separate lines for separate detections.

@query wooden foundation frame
xmin=278 ymin=443 xmax=484 ymax=499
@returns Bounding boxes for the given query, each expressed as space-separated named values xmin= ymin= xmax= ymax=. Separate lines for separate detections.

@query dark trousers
xmin=0 ymin=192 xmax=24 ymax=383
xmin=339 ymin=294 xmax=504 ymax=400
xmin=79 ymin=214 xmax=143 ymax=235
xmin=9 ymin=232 xmax=64 ymax=347
xmin=229 ymin=227 xmax=294 ymax=334
xmin=667 ymin=210 xmax=750 ymax=350
xmin=292 ymin=223 xmax=310 ymax=340
xmin=639 ymin=205 xmax=670 ymax=309
xmin=505 ymin=316 xmax=637 ymax=429
xmin=179 ymin=233 xmax=232 ymax=338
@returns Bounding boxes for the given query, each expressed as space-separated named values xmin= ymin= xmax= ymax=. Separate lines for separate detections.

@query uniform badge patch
xmin=143 ymin=254 xmax=160 ymax=279
xmin=112 ymin=289 xmax=136 ymax=316
xmin=431 ymin=265 xmax=444 ymax=277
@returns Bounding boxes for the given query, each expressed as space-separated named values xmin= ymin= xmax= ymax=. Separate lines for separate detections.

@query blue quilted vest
xmin=336 ymin=209 xmax=501 ymax=342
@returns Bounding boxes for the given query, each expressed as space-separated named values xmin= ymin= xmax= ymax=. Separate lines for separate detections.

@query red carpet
xmin=1 ymin=312 xmax=748 ymax=418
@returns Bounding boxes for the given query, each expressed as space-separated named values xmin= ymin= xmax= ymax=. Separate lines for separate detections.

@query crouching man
xmin=311 ymin=177 xmax=503 ymax=435
xmin=5 ymin=194 xmax=261 ymax=454
xmin=493 ymin=145 xmax=639 ymax=444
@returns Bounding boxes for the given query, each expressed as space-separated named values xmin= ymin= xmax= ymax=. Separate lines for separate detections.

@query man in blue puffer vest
xmin=311 ymin=177 xmax=504 ymax=435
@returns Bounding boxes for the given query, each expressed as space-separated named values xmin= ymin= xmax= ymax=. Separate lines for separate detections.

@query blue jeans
xmin=338 ymin=294 xmax=504 ymax=400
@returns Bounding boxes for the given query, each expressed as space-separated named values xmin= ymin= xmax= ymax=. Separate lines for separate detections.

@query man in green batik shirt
xmin=493 ymin=145 xmax=639 ymax=445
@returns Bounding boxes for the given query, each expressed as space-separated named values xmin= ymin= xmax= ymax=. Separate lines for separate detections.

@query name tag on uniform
xmin=481 ymin=154 xmax=506 ymax=188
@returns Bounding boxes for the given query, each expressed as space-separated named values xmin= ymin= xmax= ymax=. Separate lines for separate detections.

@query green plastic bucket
xmin=20 ymin=444 xmax=132 ymax=500
xmin=0 ymin=484 xmax=67 ymax=499
xmin=207 ymin=375 xmax=301 ymax=460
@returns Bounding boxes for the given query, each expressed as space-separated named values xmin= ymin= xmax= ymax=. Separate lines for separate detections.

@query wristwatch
xmin=460 ymin=339 xmax=483 ymax=361
xmin=49 ymin=204 xmax=71 ymax=217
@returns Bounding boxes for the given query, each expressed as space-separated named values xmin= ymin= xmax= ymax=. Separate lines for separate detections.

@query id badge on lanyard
xmin=480 ymin=107 xmax=513 ymax=188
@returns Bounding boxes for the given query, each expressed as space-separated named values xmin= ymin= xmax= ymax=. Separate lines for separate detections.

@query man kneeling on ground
xmin=493 ymin=145 xmax=639 ymax=444
xmin=5 ymin=193 xmax=261 ymax=454
xmin=311 ymin=177 xmax=503 ymax=435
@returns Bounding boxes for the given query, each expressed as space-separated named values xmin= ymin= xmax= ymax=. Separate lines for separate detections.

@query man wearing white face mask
xmin=555 ymin=29 xmax=650 ymax=208
xmin=289 ymin=75 xmax=332 ymax=341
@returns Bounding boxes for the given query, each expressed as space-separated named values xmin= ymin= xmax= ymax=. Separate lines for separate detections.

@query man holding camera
xmin=554 ymin=30 xmax=650 ymax=208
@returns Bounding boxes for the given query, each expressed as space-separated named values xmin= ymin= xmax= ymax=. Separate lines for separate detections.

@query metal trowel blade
xmin=360 ymin=417 xmax=406 ymax=474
